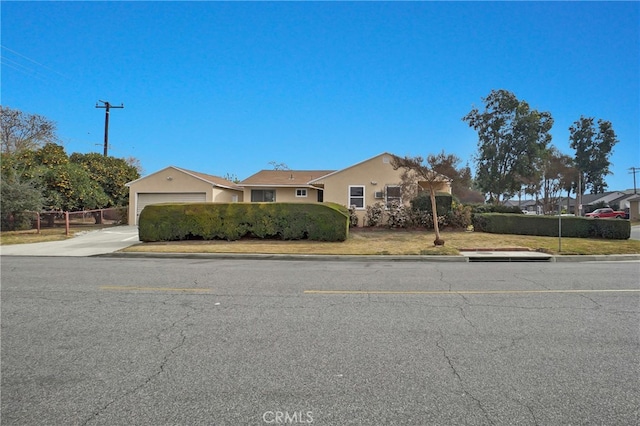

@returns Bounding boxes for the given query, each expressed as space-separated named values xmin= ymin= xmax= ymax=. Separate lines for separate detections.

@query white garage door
xmin=136 ymin=192 xmax=206 ymax=224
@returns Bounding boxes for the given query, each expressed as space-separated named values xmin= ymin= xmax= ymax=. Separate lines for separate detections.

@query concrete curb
xmin=96 ymin=251 xmax=640 ymax=262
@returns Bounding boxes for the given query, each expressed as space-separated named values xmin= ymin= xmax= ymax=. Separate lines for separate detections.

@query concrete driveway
xmin=631 ymin=225 xmax=640 ymax=241
xmin=0 ymin=226 xmax=140 ymax=257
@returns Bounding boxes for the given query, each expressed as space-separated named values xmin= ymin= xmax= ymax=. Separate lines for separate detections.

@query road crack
xmin=436 ymin=328 xmax=494 ymax=425
xmin=81 ymin=310 xmax=192 ymax=425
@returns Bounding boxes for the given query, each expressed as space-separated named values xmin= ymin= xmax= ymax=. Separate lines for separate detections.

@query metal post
xmin=558 ymin=199 xmax=562 ymax=253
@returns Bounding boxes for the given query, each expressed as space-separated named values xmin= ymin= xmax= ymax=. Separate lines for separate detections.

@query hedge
xmin=411 ymin=192 xmax=453 ymax=216
xmin=138 ymin=202 xmax=350 ymax=242
xmin=472 ymin=213 xmax=631 ymax=239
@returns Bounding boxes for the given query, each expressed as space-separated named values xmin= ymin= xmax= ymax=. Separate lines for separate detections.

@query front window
xmin=386 ymin=185 xmax=401 ymax=208
xmin=251 ymin=189 xmax=276 ymax=202
xmin=349 ymin=185 xmax=365 ymax=209
xmin=296 ymin=188 xmax=308 ymax=198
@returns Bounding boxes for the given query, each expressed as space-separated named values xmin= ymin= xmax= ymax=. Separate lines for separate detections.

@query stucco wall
xmin=127 ymin=167 xmax=242 ymax=224
xmin=243 ymin=187 xmax=320 ymax=203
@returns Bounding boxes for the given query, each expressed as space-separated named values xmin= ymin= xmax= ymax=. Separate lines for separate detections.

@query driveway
xmin=0 ymin=226 xmax=140 ymax=257
xmin=631 ymin=225 xmax=640 ymax=241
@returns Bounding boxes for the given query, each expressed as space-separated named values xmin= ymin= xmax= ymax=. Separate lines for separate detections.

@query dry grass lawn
xmin=0 ymin=225 xmax=116 ymax=245
xmin=121 ymin=228 xmax=640 ymax=256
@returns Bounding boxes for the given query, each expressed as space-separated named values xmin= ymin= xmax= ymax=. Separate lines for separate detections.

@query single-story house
xmin=126 ymin=153 xmax=452 ymax=226
xmin=239 ymin=152 xmax=452 ymax=225
xmin=125 ymin=166 xmax=243 ymax=225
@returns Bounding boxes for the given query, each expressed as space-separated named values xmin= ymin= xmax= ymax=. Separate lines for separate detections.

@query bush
xmin=387 ymin=201 xmax=410 ymax=228
xmin=469 ymin=204 xmax=523 ymax=214
xmin=348 ymin=205 xmax=358 ymax=227
xmin=411 ymin=192 xmax=452 ymax=216
xmin=365 ymin=202 xmax=385 ymax=227
xmin=138 ymin=202 xmax=350 ymax=242
xmin=446 ymin=202 xmax=472 ymax=229
xmin=472 ymin=213 xmax=630 ymax=239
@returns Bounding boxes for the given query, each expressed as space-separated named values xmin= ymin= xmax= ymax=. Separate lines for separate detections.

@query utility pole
xmin=95 ymin=100 xmax=124 ymax=157
xmin=629 ymin=167 xmax=639 ymax=194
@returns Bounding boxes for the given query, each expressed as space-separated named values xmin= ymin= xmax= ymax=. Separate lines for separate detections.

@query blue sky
xmin=2 ymin=1 xmax=638 ymax=193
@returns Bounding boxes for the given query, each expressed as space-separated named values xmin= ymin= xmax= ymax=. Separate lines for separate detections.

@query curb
xmin=96 ymin=252 xmax=640 ymax=262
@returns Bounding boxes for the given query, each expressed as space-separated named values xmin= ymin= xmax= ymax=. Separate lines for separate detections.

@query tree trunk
xmin=429 ymin=185 xmax=441 ymax=241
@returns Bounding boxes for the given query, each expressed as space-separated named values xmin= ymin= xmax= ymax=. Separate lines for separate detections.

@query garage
xmin=135 ymin=192 xmax=206 ymax=224
xmin=126 ymin=166 xmax=244 ymax=225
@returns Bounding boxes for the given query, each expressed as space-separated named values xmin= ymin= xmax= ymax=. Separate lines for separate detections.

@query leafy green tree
xmin=539 ymin=147 xmax=574 ymax=213
xmin=569 ymin=116 xmax=619 ymax=194
xmin=0 ymin=171 xmax=43 ymax=230
xmin=463 ymin=89 xmax=554 ymax=203
xmin=0 ymin=105 xmax=59 ymax=154
xmin=70 ymin=153 xmax=140 ymax=206
xmin=39 ymin=162 xmax=109 ymax=211
xmin=428 ymin=150 xmax=484 ymax=203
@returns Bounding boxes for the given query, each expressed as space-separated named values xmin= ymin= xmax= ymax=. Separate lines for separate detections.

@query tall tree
xmin=539 ymin=147 xmax=575 ymax=213
xmin=463 ymin=89 xmax=554 ymax=203
xmin=569 ymin=116 xmax=619 ymax=194
xmin=428 ymin=150 xmax=483 ymax=203
xmin=391 ymin=154 xmax=451 ymax=245
xmin=0 ymin=105 xmax=59 ymax=154
xmin=0 ymin=170 xmax=44 ymax=231
xmin=70 ymin=153 xmax=140 ymax=206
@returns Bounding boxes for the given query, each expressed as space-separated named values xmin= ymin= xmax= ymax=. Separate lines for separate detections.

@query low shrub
xmin=411 ymin=192 xmax=453 ymax=216
xmin=365 ymin=202 xmax=385 ymax=227
xmin=472 ymin=213 xmax=630 ymax=239
xmin=139 ymin=202 xmax=349 ymax=242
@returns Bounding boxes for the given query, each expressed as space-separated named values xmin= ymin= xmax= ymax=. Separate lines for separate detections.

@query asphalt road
xmin=1 ymin=257 xmax=639 ymax=425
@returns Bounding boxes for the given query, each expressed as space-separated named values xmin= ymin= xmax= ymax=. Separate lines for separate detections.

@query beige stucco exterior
xmin=241 ymin=186 xmax=323 ymax=203
xmin=240 ymin=153 xmax=452 ymax=226
xmin=310 ymin=153 xmax=452 ymax=225
xmin=125 ymin=166 xmax=243 ymax=225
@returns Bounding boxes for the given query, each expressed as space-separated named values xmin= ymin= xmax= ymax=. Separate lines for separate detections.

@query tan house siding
xmin=126 ymin=166 xmax=243 ymax=225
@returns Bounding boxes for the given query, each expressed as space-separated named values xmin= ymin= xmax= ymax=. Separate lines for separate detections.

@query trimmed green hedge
xmin=472 ymin=213 xmax=631 ymax=239
xmin=411 ymin=192 xmax=453 ymax=216
xmin=138 ymin=202 xmax=350 ymax=242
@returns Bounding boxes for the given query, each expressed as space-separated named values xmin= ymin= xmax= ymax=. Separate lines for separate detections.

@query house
xmin=125 ymin=166 xmax=243 ymax=225
xmin=239 ymin=152 xmax=452 ymax=225
xmin=126 ymin=153 xmax=452 ymax=227
xmin=239 ymin=170 xmax=335 ymax=203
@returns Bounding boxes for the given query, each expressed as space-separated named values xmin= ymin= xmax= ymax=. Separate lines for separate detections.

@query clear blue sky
xmin=2 ymin=1 xmax=638 ymax=193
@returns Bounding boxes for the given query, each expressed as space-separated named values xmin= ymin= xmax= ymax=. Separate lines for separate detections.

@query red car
xmin=585 ymin=208 xmax=625 ymax=219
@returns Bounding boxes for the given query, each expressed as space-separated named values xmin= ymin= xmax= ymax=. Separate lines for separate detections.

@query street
xmin=1 ymin=257 xmax=639 ymax=425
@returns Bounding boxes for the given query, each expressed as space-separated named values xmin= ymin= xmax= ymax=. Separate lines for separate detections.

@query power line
xmin=1 ymin=45 xmax=68 ymax=80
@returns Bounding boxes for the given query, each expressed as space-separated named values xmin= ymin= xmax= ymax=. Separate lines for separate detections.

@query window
xmin=349 ymin=185 xmax=365 ymax=209
xmin=296 ymin=188 xmax=308 ymax=198
xmin=386 ymin=185 xmax=401 ymax=208
xmin=251 ymin=189 xmax=276 ymax=202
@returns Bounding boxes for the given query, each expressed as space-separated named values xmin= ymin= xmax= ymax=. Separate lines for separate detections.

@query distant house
xmin=125 ymin=166 xmax=243 ymax=225
xmin=127 ymin=152 xmax=453 ymax=227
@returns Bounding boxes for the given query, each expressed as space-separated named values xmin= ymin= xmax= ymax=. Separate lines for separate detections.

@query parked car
xmin=585 ymin=208 xmax=626 ymax=219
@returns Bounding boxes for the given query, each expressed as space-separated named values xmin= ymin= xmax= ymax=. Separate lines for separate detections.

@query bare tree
xmin=268 ymin=161 xmax=290 ymax=170
xmin=0 ymin=106 xmax=59 ymax=154
xmin=391 ymin=155 xmax=451 ymax=245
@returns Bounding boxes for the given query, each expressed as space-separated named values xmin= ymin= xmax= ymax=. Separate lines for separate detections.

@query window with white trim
xmin=386 ymin=185 xmax=401 ymax=208
xmin=349 ymin=185 xmax=365 ymax=209
xmin=296 ymin=188 xmax=308 ymax=198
